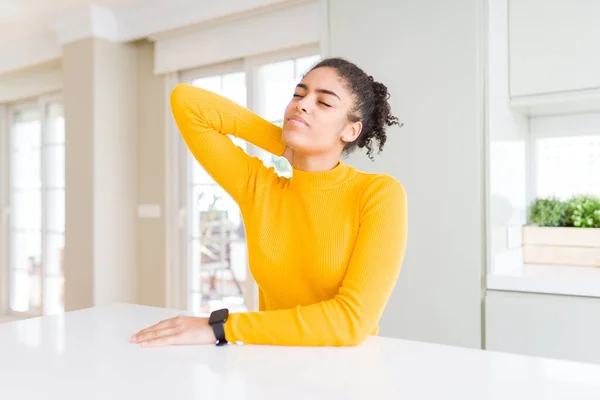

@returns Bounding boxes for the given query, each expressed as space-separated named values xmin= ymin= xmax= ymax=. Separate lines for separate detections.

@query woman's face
xmin=281 ymin=67 xmax=362 ymax=155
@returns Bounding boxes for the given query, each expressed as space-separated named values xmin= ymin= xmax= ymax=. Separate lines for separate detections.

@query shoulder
xmin=348 ymin=171 xmax=407 ymax=223
xmin=349 ymin=172 xmax=407 ymax=231
xmin=357 ymin=172 xmax=406 ymax=203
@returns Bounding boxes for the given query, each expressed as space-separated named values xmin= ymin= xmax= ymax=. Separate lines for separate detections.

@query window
xmin=487 ymin=111 xmax=600 ymax=297
xmin=3 ymin=97 xmax=65 ymax=317
xmin=173 ymin=48 xmax=321 ymax=314
xmin=534 ymin=135 xmax=600 ymax=199
xmin=182 ymin=69 xmax=250 ymax=315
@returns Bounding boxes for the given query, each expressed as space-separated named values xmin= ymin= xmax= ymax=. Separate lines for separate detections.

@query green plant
xmin=565 ymin=195 xmax=600 ymax=228
xmin=528 ymin=197 xmax=567 ymax=227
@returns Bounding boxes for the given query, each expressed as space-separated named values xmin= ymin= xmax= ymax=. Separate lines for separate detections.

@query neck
xmin=291 ymin=152 xmax=342 ymax=172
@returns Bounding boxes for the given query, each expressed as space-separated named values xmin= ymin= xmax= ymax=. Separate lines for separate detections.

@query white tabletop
xmin=1 ymin=304 xmax=600 ymax=400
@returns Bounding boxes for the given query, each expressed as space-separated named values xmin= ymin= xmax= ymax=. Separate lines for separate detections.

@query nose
xmin=296 ymin=104 xmax=307 ymax=113
xmin=295 ymin=96 xmax=309 ymax=113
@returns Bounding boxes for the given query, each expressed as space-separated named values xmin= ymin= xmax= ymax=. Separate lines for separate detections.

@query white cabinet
xmin=508 ymin=0 xmax=600 ymax=115
xmin=509 ymin=0 xmax=600 ymax=97
xmin=486 ymin=290 xmax=600 ymax=364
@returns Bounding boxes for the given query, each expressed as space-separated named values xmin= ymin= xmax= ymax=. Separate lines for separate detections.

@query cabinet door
xmin=509 ymin=0 xmax=600 ymax=97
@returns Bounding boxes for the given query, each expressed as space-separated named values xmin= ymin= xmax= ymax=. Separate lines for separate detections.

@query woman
xmin=131 ymin=58 xmax=407 ymax=347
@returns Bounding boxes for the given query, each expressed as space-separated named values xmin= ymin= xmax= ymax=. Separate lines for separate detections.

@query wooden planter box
xmin=523 ymin=226 xmax=600 ymax=267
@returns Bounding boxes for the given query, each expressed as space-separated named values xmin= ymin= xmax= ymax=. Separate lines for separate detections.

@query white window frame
xmin=1 ymin=93 xmax=64 ymax=318
xmin=166 ymin=44 xmax=320 ymax=312
xmin=0 ymin=104 xmax=8 ymax=315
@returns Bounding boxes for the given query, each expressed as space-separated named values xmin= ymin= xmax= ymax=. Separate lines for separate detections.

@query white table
xmin=1 ymin=304 xmax=600 ymax=399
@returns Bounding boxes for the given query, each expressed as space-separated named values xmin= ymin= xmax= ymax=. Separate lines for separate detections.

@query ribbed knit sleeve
xmin=224 ymin=176 xmax=408 ymax=346
xmin=170 ymin=84 xmax=287 ymax=203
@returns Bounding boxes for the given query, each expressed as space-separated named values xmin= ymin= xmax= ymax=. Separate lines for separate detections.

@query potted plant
xmin=523 ymin=195 xmax=600 ymax=267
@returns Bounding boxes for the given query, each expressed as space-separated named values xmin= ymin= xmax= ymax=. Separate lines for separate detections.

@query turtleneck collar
xmin=289 ymin=160 xmax=356 ymax=191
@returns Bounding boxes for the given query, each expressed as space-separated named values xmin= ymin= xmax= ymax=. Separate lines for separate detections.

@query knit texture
xmin=171 ymin=84 xmax=408 ymax=346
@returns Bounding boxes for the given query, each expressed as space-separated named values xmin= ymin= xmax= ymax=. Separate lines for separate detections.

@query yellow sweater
xmin=171 ymin=84 xmax=408 ymax=346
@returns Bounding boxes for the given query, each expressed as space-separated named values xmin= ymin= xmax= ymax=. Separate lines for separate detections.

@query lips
xmin=288 ymin=115 xmax=309 ymax=127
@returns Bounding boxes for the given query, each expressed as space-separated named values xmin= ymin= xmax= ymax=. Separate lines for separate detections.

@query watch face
xmin=209 ymin=309 xmax=229 ymax=325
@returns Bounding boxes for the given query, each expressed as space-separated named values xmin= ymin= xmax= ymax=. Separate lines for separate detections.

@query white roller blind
xmin=153 ymin=1 xmax=321 ymax=75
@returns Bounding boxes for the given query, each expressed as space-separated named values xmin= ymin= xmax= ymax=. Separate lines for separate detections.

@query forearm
xmin=171 ymin=84 xmax=287 ymax=157
xmin=225 ymin=297 xmax=379 ymax=347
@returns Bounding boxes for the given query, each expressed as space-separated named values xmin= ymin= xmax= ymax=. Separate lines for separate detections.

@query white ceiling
xmin=0 ymin=0 xmax=142 ymax=42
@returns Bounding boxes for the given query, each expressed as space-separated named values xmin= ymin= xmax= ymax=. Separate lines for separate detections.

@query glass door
xmin=5 ymin=98 xmax=65 ymax=317
xmin=180 ymin=70 xmax=250 ymax=315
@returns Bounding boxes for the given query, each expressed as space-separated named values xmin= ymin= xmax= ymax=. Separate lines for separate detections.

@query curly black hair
xmin=308 ymin=57 xmax=402 ymax=160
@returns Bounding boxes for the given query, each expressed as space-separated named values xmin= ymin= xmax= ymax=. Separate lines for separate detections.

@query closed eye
xmin=293 ymin=93 xmax=331 ymax=108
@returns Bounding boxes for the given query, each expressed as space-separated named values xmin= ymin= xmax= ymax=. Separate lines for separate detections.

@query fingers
xmin=131 ymin=316 xmax=182 ymax=343
xmin=133 ymin=327 xmax=180 ymax=344
xmin=140 ymin=334 xmax=181 ymax=348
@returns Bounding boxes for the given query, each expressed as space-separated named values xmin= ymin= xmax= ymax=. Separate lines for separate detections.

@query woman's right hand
xmin=283 ymin=146 xmax=295 ymax=166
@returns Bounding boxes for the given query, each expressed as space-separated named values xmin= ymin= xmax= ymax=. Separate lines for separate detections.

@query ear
xmin=341 ymin=121 xmax=363 ymax=143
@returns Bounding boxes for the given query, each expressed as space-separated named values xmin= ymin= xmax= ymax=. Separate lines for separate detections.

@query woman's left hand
xmin=130 ymin=315 xmax=216 ymax=347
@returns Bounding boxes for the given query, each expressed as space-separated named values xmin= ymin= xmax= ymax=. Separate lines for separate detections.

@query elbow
xmin=341 ymin=328 xmax=371 ymax=347
xmin=334 ymin=305 xmax=375 ymax=346
xmin=170 ymin=83 xmax=188 ymax=110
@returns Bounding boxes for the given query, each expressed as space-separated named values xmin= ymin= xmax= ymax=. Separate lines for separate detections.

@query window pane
xmin=258 ymin=60 xmax=295 ymax=123
xmin=192 ymin=76 xmax=221 ymax=93
xmin=45 ymin=103 xmax=65 ymax=144
xmin=45 ymin=145 xmax=65 ymax=188
xmin=536 ymin=135 xmax=600 ymax=198
xmin=45 ymin=233 xmax=65 ymax=276
xmin=46 ymin=189 xmax=65 ymax=233
xmin=192 ymin=161 xmax=216 ymax=186
xmin=44 ymin=276 xmax=65 ymax=315
xmin=10 ymin=269 xmax=41 ymax=313
xmin=11 ymin=148 xmax=41 ymax=189
xmin=295 ymin=55 xmax=321 ymax=81
xmin=12 ymin=109 xmax=41 ymax=149
xmin=222 ymin=72 xmax=247 ymax=107
xmin=12 ymin=190 xmax=42 ymax=231
xmin=190 ymin=238 xmax=201 ymax=293
xmin=11 ymin=232 xmax=42 ymax=271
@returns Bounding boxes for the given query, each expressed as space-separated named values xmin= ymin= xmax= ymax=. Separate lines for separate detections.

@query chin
xmin=281 ymin=125 xmax=330 ymax=154
xmin=281 ymin=127 xmax=302 ymax=147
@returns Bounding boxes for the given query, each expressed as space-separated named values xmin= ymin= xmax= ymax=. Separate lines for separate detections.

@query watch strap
xmin=212 ymin=321 xmax=228 ymax=346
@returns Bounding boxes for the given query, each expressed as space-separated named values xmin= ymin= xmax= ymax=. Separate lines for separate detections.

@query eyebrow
xmin=296 ymin=83 xmax=341 ymax=100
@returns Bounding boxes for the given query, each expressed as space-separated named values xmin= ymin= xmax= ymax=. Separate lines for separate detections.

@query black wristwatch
xmin=208 ymin=308 xmax=229 ymax=346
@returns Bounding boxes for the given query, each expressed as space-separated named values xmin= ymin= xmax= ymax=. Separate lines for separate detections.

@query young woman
xmin=131 ymin=58 xmax=407 ymax=347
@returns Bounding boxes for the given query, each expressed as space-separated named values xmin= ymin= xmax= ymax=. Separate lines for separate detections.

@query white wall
xmin=137 ymin=41 xmax=168 ymax=307
xmin=63 ymin=39 xmax=95 ymax=310
xmin=63 ymin=38 xmax=138 ymax=310
xmin=92 ymin=40 xmax=139 ymax=306
xmin=328 ymin=0 xmax=485 ymax=348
